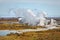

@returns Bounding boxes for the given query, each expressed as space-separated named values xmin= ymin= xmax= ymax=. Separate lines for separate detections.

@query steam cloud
xmin=9 ymin=8 xmax=47 ymax=26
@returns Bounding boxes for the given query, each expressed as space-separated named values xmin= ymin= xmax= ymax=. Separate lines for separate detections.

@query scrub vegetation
xmin=0 ymin=29 xmax=60 ymax=40
xmin=0 ymin=23 xmax=43 ymax=30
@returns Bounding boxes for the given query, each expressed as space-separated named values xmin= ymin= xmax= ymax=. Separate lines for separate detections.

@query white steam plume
xmin=9 ymin=8 xmax=47 ymax=26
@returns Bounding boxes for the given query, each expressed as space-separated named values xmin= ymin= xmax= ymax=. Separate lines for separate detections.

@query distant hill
xmin=0 ymin=17 xmax=18 ymax=22
xmin=0 ymin=17 xmax=60 ymax=21
xmin=46 ymin=17 xmax=60 ymax=21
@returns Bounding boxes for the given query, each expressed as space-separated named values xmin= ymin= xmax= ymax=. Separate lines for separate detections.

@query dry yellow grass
xmin=0 ymin=29 xmax=60 ymax=40
xmin=0 ymin=23 xmax=42 ymax=30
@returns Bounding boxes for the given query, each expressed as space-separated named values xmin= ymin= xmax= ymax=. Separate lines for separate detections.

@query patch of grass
xmin=0 ymin=23 xmax=42 ymax=30
xmin=0 ymin=29 xmax=60 ymax=40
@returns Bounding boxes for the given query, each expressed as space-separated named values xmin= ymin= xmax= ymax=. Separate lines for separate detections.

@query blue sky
xmin=0 ymin=0 xmax=60 ymax=17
